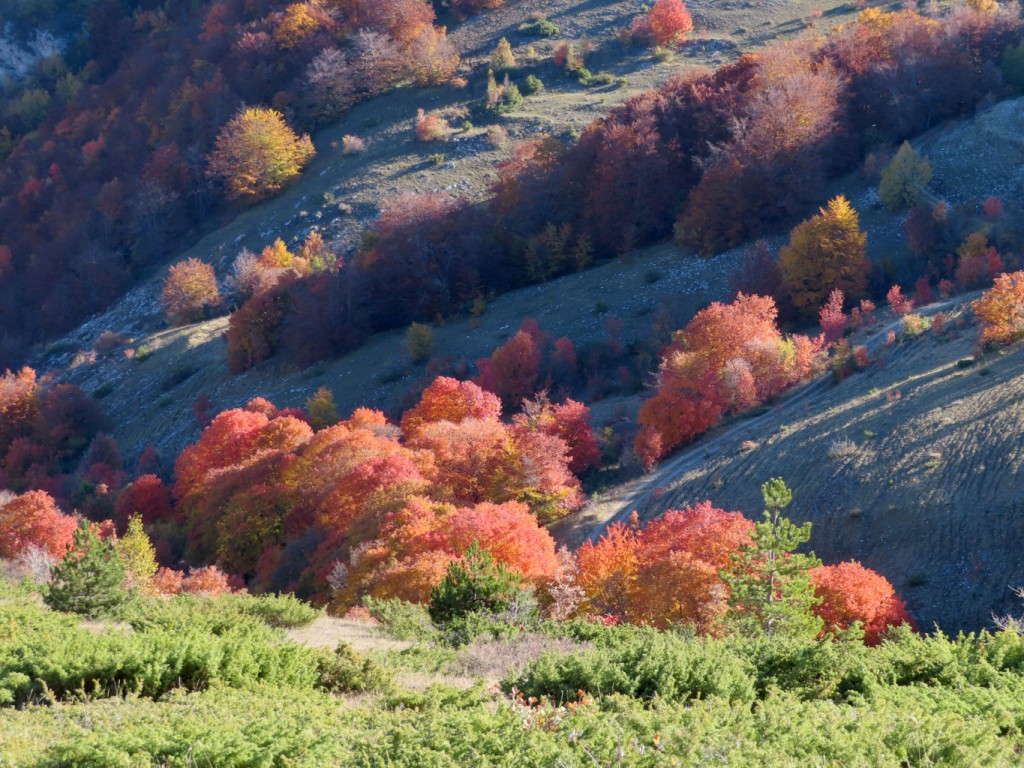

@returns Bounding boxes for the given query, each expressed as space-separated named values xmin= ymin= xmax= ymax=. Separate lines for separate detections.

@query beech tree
xmin=161 ymin=258 xmax=222 ymax=325
xmin=207 ymin=108 xmax=315 ymax=202
xmin=973 ymin=271 xmax=1024 ymax=346
xmin=779 ymin=196 xmax=869 ymax=318
xmin=634 ymin=0 xmax=694 ymax=46
xmin=0 ymin=490 xmax=77 ymax=559
xmin=879 ymin=141 xmax=932 ymax=211
xmin=811 ymin=561 xmax=915 ymax=645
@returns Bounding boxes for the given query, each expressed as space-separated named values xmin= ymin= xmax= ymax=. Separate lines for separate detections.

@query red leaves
xmin=634 ymin=0 xmax=694 ymax=46
xmin=636 ymin=294 xmax=822 ymax=466
xmin=0 ymin=490 xmax=77 ymax=559
xmin=811 ymin=561 xmax=915 ymax=645
xmin=401 ymin=377 xmax=502 ymax=438
xmin=819 ymin=289 xmax=847 ymax=345
xmin=577 ymin=503 xmax=754 ymax=631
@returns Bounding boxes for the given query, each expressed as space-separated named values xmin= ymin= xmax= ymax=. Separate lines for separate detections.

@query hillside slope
xmin=562 ymin=298 xmax=1024 ymax=633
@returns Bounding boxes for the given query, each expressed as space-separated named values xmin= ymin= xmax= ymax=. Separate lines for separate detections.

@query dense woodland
xmin=6 ymin=2 xmax=1024 ymax=762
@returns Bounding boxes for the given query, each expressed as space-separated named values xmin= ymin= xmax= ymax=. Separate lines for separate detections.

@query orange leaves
xmin=0 ymin=490 xmax=77 ymax=559
xmin=170 ymin=377 xmax=584 ymax=601
xmin=635 ymin=0 xmax=694 ymax=46
xmin=973 ymin=271 xmax=1024 ymax=347
xmin=577 ymin=503 xmax=754 ymax=630
xmin=400 ymin=376 xmax=501 ymax=438
xmin=811 ymin=561 xmax=915 ymax=645
xmin=636 ymin=294 xmax=823 ymax=466
xmin=207 ymin=108 xmax=315 ymax=202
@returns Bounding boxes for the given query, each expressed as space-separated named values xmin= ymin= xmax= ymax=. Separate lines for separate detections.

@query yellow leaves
xmin=779 ymin=195 xmax=868 ymax=317
xmin=207 ymin=108 xmax=315 ymax=202
xmin=973 ymin=271 xmax=1024 ymax=346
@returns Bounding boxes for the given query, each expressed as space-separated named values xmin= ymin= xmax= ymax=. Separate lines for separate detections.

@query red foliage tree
xmin=811 ymin=561 xmax=915 ymax=645
xmin=400 ymin=376 xmax=502 ymax=438
xmin=475 ymin=323 xmax=544 ymax=409
xmin=886 ymin=285 xmax=913 ymax=316
xmin=0 ymin=490 xmax=78 ymax=559
xmin=634 ymin=0 xmax=694 ymax=46
xmin=819 ymin=288 xmax=847 ymax=345
xmin=577 ymin=503 xmax=754 ymax=631
xmin=114 ymin=474 xmax=175 ymax=529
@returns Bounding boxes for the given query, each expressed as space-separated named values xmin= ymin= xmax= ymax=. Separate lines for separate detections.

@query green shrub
xmin=404 ymin=322 xmax=435 ymax=363
xmin=518 ymin=17 xmax=559 ymax=37
xmin=316 ymin=641 xmax=394 ymax=693
xmin=521 ymin=74 xmax=544 ymax=95
xmin=363 ymin=597 xmax=438 ymax=641
xmin=508 ymin=629 xmax=755 ymax=704
xmin=0 ymin=602 xmax=320 ymax=707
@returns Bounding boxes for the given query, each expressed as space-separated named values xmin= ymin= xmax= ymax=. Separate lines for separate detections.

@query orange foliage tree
xmin=576 ymin=503 xmax=754 ymax=630
xmin=207 ymin=108 xmax=315 ymax=202
xmin=161 ymin=258 xmax=222 ymax=325
xmin=636 ymin=294 xmax=823 ymax=466
xmin=779 ymin=196 xmax=869 ymax=319
xmin=634 ymin=0 xmax=694 ymax=46
xmin=0 ymin=490 xmax=78 ymax=559
xmin=811 ymin=561 xmax=915 ymax=645
xmin=973 ymin=271 xmax=1024 ymax=346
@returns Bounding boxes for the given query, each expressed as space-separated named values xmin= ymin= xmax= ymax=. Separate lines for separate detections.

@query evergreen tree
xmin=429 ymin=542 xmax=526 ymax=624
xmin=45 ymin=526 xmax=127 ymax=618
xmin=724 ymin=479 xmax=823 ymax=639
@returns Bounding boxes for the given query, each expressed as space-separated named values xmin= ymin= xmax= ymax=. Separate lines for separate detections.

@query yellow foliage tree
xmin=161 ymin=258 xmax=222 ymax=325
xmin=116 ymin=515 xmax=159 ymax=594
xmin=879 ymin=141 xmax=932 ymax=211
xmin=973 ymin=271 xmax=1024 ymax=346
xmin=779 ymin=196 xmax=868 ymax=319
xmin=207 ymin=108 xmax=315 ymax=202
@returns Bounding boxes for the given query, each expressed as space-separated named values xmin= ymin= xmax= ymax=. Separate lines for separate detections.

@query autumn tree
xmin=306 ymin=387 xmax=339 ymax=430
xmin=116 ymin=515 xmax=159 ymax=593
xmin=491 ymin=37 xmax=516 ymax=72
xmin=161 ymin=258 xmax=222 ymax=325
xmin=973 ymin=271 xmax=1024 ymax=346
xmin=725 ymin=478 xmax=823 ymax=639
xmin=0 ymin=367 xmax=40 ymax=454
xmin=207 ymin=108 xmax=315 ymax=202
xmin=818 ymin=289 xmax=847 ymax=345
xmin=0 ymin=490 xmax=77 ymax=559
xmin=879 ymin=141 xmax=932 ymax=211
xmin=576 ymin=503 xmax=754 ymax=631
xmin=811 ymin=561 xmax=915 ymax=645
xmin=779 ymin=196 xmax=869 ymax=319
xmin=474 ymin=324 xmax=543 ymax=409
xmin=955 ymin=231 xmax=1002 ymax=290
xmin=405 ymin=322 xmax=434 ymax=363
xmin=400 ymin=377 xmax=502 ymax=438
xmin=634 ymin=0 xmax=694 ymax=46
xmin=114 ymin=474 xmax=174 ymax=529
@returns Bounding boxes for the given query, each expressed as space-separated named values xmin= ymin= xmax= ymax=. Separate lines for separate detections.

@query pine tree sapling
xmin=45 ymin=525 xmax=128 ymax=618
xmin=428 ymin=541 xmax=526 ymax=624
xmin=725 ymin=479 xmax=823 ymax=639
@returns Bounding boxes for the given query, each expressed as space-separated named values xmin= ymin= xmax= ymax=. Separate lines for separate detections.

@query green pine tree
xmin=45 ymin=525 xmax=127 ymax=618
xmin=724 ymin=479 xmax=823 ymax=639
xmin=428 ymin=542 xmax=526 ymax=625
